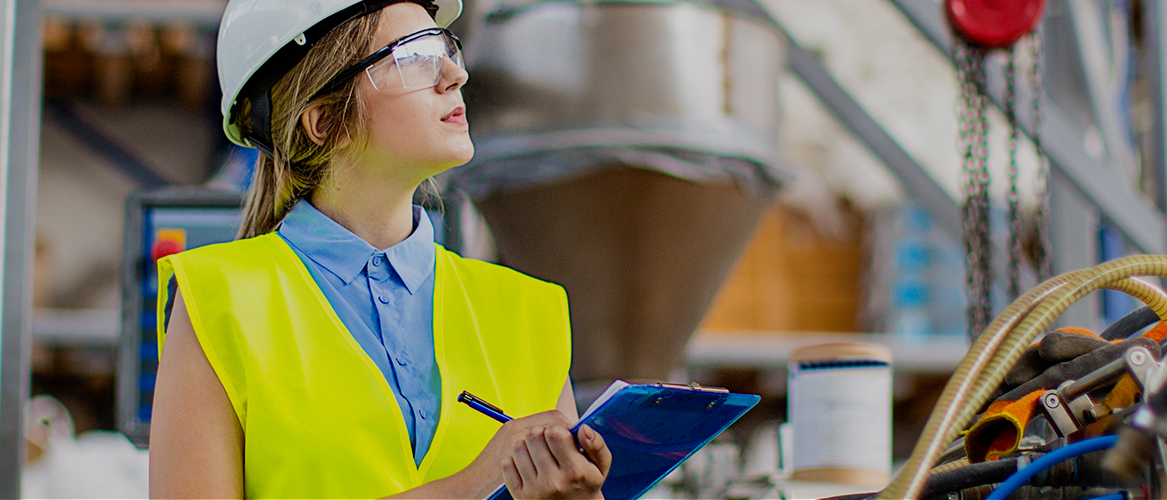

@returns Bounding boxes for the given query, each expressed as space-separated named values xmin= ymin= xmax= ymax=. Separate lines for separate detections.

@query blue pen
xmin=460 ymin=390 xmax=595 ymax=460
xmin=458 ymin=391 xmax=512 ymax=423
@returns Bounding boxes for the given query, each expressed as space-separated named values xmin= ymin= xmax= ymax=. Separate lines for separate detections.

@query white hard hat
xmin=217 ymin=0 xmax=463 ymax=152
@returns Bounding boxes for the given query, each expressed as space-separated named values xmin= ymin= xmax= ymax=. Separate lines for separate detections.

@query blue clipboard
xmin=487 ymin=382 xmax=760 ymax=500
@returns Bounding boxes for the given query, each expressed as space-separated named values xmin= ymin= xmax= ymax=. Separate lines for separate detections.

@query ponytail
xmin=237 ymin=154 xmax=305 ymax=239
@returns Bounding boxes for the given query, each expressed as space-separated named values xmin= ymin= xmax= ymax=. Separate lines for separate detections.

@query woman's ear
xmin=300 ymin=104 xmax=330 ymax=146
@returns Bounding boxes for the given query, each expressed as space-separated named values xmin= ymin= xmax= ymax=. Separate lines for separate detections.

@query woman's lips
xmin=442 ymin=106 xmax=467 ymax=125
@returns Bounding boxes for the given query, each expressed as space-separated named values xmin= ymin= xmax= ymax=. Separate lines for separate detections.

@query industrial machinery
xmin=115 ymin=188 xmax=242 ymax=447
xmin=822 ymin=256 xmax=1167 ymax=500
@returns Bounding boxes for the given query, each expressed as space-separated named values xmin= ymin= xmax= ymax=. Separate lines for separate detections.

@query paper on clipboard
xmin=579 ymin=380 xmax=631 ymax=419
xmin=484 ymin=380 xmax=758 ymax=500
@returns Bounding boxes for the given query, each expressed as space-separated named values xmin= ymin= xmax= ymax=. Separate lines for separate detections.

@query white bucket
xmin=787 ymin=342 xmax=892 ymax=487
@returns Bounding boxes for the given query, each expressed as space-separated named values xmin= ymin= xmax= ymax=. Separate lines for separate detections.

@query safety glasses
xmin=311 ymin=27 xmax=463 ymax=99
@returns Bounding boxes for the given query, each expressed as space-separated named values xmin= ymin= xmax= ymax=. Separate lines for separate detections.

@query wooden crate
xmin=700 ymin=203 xmax=864 ymax=333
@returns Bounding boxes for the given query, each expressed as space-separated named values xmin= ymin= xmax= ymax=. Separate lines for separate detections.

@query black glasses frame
xmin=310 ymin=27 xmax=462 ymax=101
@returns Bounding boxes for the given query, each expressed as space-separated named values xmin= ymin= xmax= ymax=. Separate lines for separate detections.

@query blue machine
xmin=117 ymin=187 xmax=242 ymax=448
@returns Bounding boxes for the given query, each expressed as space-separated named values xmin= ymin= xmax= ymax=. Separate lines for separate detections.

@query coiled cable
xmin=882 ymin=256 xmax=1167 ymax=499
xmin=879 ymin=272 xmax=1083 ymax=499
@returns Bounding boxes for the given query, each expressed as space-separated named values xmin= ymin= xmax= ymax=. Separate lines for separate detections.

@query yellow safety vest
xmin=157 ymin=233 xmax=571 ymax=499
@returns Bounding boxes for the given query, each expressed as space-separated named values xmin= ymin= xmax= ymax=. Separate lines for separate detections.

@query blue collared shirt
xmin=279 ymin=200 xmax=440 ymax=466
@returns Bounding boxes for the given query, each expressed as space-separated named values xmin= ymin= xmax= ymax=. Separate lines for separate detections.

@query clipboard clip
xmin=656 ymin=382 xmax=730 ymax=393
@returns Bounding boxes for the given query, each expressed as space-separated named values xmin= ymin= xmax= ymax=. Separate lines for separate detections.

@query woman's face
xmin=349 ymin=2 xmax=473 ymax=181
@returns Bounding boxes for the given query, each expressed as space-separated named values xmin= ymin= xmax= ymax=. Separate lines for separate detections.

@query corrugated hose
xmin=880 ymin=255 xmax=1167 ymax=499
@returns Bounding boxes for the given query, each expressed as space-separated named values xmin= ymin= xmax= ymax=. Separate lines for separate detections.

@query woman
xmin=148 ymin=0 xmax=611 ymax=498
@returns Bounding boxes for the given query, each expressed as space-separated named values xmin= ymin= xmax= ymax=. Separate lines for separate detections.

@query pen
xmin=460 ymin=390 xmax=594 ymax=460
xmin=458 ymin=391 xmax=512 ymax=423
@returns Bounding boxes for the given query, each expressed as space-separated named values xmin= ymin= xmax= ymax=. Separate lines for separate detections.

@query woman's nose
xmin=437 ymin=55 xmax=468 ymax=93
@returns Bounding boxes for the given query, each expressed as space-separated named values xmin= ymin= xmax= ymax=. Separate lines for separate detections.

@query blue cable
xmin=985 ymin=435 xmax=1119 ymax=500
xmin=1083 ymin=494 xmax=1125 ymax=500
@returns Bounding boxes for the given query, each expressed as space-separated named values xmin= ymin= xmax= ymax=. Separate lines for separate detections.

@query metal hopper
xmin=452 ymin=0 xmax=788 ymax=383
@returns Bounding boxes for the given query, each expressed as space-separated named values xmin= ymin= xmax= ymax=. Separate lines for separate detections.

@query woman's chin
xmin=423 ymin=145 xmax=475 ymax=178
xmin=446 ymin=140 xmax=475 ymax=167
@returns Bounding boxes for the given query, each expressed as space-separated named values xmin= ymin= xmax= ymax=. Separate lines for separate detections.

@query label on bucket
xmin=788 ymin=360 xmax=892 ymax=475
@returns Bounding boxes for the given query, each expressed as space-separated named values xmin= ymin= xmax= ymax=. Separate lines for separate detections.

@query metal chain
xmin=957 ymin=41 xmax=993 ymax=340
xmin=1030 ymin=29 xmax=1052 ymax=281
xmin=973 ymin=49 xmax=992 ymax=337
xmin=954 ymin=31 xmax=1045 ymax=339
xmin=956 ymin=42 xmax=977 ymax=340
xmin=1005 ymin=47 xmax=1022 ymax=301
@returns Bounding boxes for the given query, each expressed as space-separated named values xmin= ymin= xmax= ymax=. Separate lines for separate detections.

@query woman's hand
xmin=390 ymin=410 xmax=596 ymax=499
xmin=502 ymin=422 xmax=611 ymax=500
xmin=449 ymin=410 xmax=579 ymax=494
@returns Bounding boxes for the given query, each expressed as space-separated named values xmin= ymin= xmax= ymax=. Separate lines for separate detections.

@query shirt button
xmin=378 ymin=295 xmax=389 ymax=304
xmin=396 ymin=356 xmax=406 ymax=366
xmin=372 ymin=255 xmax=384 ymax=266
xmin=419 ymin=409 xmax=428 ymax=419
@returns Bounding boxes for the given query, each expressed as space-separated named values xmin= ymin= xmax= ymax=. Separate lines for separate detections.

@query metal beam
xmin=1049 ymin=171 xmax=1103 ymax=330
xmin=1147 ymin=0 xmax=1167 ymax=210
xmin=1066 ymin=0 xmax=1137 ymax=177
xmin=41 ymin=0 xmax=224 ymax=26
xmin=888 ymin=0 xmax=1167 ymax=255
xmin=783 ymin=33 xmax=959 ymax=235
xmin=778 ymin=25 xmax=1020 ymax=281
xmin=0 ymin=0 xmax=42 ymax=494
xmin=45 ymin=99 xmax=170 ymax=188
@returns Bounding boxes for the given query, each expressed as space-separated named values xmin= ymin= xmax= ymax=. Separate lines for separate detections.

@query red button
xmin=946 ymin=0 xmax=1045 ymax=49
xmin=151 ymin=238 xmax=184 ymax=262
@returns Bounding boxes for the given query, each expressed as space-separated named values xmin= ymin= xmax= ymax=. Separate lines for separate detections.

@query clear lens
xmin=365 ymin=32 xmax=464 ymax=91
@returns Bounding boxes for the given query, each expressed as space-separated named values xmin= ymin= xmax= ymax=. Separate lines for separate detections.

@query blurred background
xmin=2 ymin=0 xmax=1163 ymax=497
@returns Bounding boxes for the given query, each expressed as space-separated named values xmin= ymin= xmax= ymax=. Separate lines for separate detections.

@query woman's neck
xmin=308 ymin=161 xmax=420 ymax=251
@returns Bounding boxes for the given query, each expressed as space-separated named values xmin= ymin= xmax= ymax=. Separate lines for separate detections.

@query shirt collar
xmin=386 ymin=205 xmax=436 ymax=294
xmin=279 ymin=199 xmax=435 ymax=292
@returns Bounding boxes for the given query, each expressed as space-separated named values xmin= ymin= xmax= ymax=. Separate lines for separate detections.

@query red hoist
xmin=945 ymin=0 xmax=1046 ymax=340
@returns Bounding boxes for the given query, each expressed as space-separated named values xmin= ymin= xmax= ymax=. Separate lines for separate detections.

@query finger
xmin=579 ymin=424 xmax=613 ymax=477
xmin=545 ymin=425 xmax=589 ymax=469
xmin=525 ymin=427 xmax=562 ymax=476
xmin=514 ymin=410 xmax=574 ymax=429
xmin=512 ymin=436 xmax=540 ymax=485
xmin=501 ymin=457 xmax=524 ymax=494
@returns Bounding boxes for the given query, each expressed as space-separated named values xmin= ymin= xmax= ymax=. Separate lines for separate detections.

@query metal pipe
xmin=0 ymin=0 xmax=42 ymax=494
xmin=1063 ymin=356 xmax=1127 ymax=400
xmin=1146 ymin=0 xmax=1167 ymax=210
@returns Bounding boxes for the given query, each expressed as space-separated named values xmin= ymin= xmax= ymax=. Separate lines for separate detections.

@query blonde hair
xmin=234 ymin=11 xmax=383 ymax=239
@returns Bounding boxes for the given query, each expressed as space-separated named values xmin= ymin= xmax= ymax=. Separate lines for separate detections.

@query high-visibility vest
xmin=157 ymin=233 xmax=571 ymax=499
